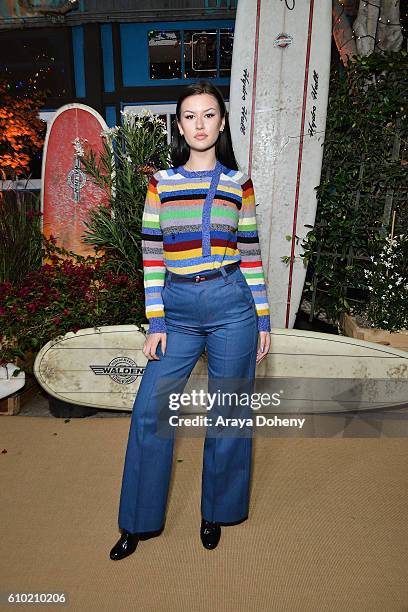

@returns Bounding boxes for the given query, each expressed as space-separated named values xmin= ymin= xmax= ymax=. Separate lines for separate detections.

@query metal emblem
xmin=67 ymin=156 xmax=86 ymax=203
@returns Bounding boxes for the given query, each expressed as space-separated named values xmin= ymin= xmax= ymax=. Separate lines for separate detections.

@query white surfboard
xmin=229 ymin=0 xmax=332 ymax=329
xmin=33 ymin=326 xmax=408 ymax=413
xmin=0 ymin=363 xmax=25 ymax=399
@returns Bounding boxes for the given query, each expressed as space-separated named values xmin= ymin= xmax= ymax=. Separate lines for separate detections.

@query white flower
xmin=140 ymin=108 xmax=154 ymax=120
xmin=120 ymin=110 xmax=138 ymax=127
xmin=101 ymin=126 xmax=120 ymax=139
xmin=72 ymin=137 xmax=85 ymax=157
xmin=155 ymin=118 xmax=168 ymax=134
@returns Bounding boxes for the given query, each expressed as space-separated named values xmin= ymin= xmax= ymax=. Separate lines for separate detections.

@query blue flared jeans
xmin=118 ymin=264 xmax=258 ymax=533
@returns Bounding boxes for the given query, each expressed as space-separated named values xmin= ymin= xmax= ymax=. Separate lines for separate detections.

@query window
xmin=184 ymin=31 xmax=217 ymax=78
xmin=0 ymin=29 xmax=70 ymax=97
xmin=122 ymin=104 xmax=177 ymax=146
xmin=148 ymin=30 xmax=182 ymax=80
xmin=219 ymin=28 xmax=234 ymax=77
xmin=148 ymin=28 xmax=234 ymax=81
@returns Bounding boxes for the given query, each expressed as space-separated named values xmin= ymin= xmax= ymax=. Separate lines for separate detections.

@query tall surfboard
xmin=41 ymin=103 xmax=110 ymax=257
xmin=229 ymin=0 xmax=332 ymax=329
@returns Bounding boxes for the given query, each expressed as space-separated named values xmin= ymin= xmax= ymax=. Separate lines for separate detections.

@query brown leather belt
xmin=168 ymin=262 xmax=240 ymax=283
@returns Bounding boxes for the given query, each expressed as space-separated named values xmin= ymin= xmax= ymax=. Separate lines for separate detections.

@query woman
xmin=110 ymin=80 xmax=271 ymax=560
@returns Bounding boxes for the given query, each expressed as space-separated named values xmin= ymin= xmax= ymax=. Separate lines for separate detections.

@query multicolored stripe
xmin=141 ymin=162 xmax=271 ymax=333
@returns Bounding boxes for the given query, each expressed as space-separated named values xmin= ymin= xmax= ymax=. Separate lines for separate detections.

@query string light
xmin=335 ymin=0 xmax=406 ymax=53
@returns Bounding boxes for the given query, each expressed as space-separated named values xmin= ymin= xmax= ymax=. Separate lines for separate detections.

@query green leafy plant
xmin=78 ymin=109 xmax=171 ymax=276
xmin=0 ymin=188 xmax=42 ymax=284
xmin=0 ymin=237 xmax=146 ymax=374
xmin=297 ymin=49 xmax=408 ymax=325
xmin=359 ymin=233 xmax=408 ymax=332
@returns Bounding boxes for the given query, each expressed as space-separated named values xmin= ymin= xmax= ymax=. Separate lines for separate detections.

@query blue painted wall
xmin=101 ymin=24 xmax=115 ymax=93
xmin=72 ymin=25 xmax=86 ymax=98
xmin=105 ymin=105 xmax=117 ymax=127
xmin=120 ymin=20 xmax=234 ymax=88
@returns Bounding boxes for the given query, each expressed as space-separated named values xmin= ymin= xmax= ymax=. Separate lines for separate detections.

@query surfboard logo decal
xmin=247 ymin=0 xmax=261 ymax=174
xmin=308 ymin=69 xmax=319 ymax=137
xmin=90 ymin=357 xmax=146 ymax=384
xmin=67 ymin=155 xmax=87 ymax=203
xmin=240 ymin=68 xmax=250 ymax=135
xmin=281 ymin=0 xmax=296 ymax=10
xmin=273 ymin=33 xmax=293 ymax=49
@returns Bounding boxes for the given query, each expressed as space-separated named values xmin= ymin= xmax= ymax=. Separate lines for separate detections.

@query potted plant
xmin=341 ymin=224 xmax=408 ymax=349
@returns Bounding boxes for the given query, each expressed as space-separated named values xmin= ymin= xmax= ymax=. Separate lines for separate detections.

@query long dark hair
xmin=171 ymin=80 xmax=239 ymax=171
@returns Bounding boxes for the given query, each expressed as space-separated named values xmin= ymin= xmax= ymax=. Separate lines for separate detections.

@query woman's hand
xmin=256 ymin=331 xmax=270 ymax=364
xmin=143 ymin=332 xmax=167 ymax=360
xmin=144 ymin=331 xmax=269 ymax=363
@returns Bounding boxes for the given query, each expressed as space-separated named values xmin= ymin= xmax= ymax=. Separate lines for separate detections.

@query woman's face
xmin=177 ymin=93 xmax=225 ymax=152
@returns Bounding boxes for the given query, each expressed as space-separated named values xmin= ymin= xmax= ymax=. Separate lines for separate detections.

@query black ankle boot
xmin=109 ymin=530 xmax=139 ymax=560
xmin=200 ymin=519 xmax=221 ymax=550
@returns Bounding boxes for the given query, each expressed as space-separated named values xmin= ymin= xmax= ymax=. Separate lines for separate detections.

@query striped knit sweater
xmin=141 ymin=159 xmax=271 ymax=333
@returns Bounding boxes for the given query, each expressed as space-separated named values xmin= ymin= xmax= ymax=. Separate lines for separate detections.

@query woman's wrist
xmin=257 ymin=315 xmax=271 ymax=332
xmin=147 ymin=317 xmax=167 ymax=334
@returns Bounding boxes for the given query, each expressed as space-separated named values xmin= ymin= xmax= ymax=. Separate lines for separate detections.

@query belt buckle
xmin=195 ymin=275 xmax=203 ymax=283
